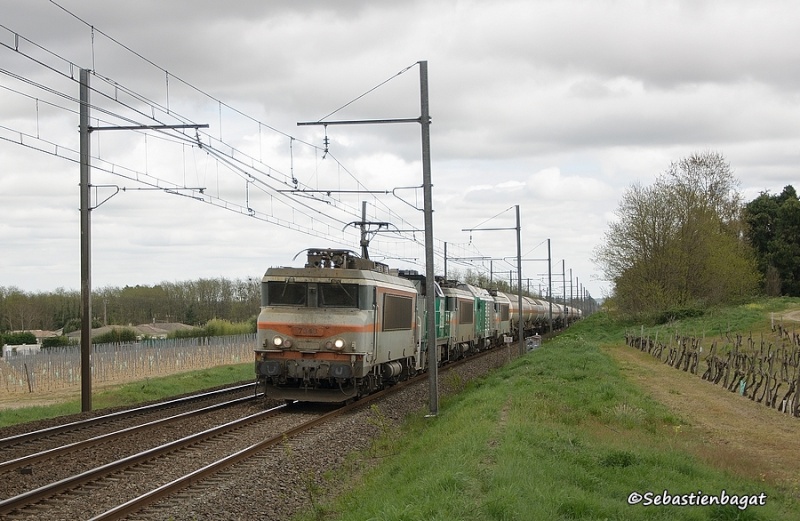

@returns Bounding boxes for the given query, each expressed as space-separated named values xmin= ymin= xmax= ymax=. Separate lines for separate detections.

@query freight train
xmin=254 ymin=248 xmax=580 ymax=402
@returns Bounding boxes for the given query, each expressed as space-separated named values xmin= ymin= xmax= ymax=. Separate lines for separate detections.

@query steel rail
xmin=0 ymin=401 xmax=286 ymax=516
xmin=0 ymin=395 xmax=255 ymax=473
xmin=0 ymin=382 xmax=255 ymax=449
xmin=88 ymin=384 xmax=402 ymax=520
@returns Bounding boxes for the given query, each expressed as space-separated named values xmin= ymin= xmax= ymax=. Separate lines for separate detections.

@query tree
xmin=0 ymin=275 xmax=263 ymax=332
xmin=1 ymin=288 xmax=42 ymax=331
xmin=594 ymin=152 xmax=760 ymax=315
xmin=42 ymin=335 xmax=74 ymax=348
xmin=2 ymin=331 xmax=37 ymax=345
xmin=594 ymin=181 xmax=684 ymax=311
xmin=743 ymin=186 xmax=800 ymax=296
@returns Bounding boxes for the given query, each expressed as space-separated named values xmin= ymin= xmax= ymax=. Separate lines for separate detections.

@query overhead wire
xmin=3 ymin=5 xmax=445 ymax=271
xmin=0 ymin=73 xmax=351 ymax=244
xmin=87 ymin=63 xmax=394 ymax=230
xmin=2 ymin=17 xmax=349 ymax=208
xmin=1 ymin=22 xmax=356 ymax=224
xmin=199 ymin=143 xmax=352 ymax=228
xmin=316 ymin=62 xmax=418 ymax=122
xmin=0 ymin=120 xmax=352 ymax=243
xmin=47 ymin=1 xmax=316 ymax=147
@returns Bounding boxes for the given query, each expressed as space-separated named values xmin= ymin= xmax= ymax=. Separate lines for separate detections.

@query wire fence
xmin=0 ymin=334 xmax=255 ymax=394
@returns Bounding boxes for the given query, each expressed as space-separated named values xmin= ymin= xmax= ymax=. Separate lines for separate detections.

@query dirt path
xmin=605 ymin=343 xmax=800 ymax=490
xmin=780 ymin=310 xmax=800 ymax=322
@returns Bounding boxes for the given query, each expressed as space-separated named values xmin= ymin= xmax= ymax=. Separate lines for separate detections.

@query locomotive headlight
xmin=272 ymin=336 xmax=293 ymax=349
xmin=333 ymin=338 xmax=345 ymax=350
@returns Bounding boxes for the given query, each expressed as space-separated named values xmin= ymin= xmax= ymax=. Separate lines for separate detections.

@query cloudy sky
xmin=2 ymin=0 xmax=798 ymax=301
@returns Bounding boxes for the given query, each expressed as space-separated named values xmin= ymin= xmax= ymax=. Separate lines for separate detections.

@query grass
xmin=628 ymin=297 xmax=800 ymax=345
xmin=295 ymin=299 xmax=800 ymax=521
xmin=0 ymin=363 xmax=253 ymax=428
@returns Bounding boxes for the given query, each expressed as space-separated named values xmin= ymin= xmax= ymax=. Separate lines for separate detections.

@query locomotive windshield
xmin=318 ymin=283 xmax=359 ymax=308
xmin=265 ymin=280 xmax=359 ymax=308
xmin=267 ymin=281 xmax=307 ymax=306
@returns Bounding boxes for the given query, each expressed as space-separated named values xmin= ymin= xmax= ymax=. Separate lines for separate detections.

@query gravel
xmin=134 ymin=346 xmax=515 ymax=521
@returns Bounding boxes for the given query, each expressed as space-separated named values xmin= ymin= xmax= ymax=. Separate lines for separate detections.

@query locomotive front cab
xmin=257 ymin=277 xmax=363 ymax=350
xmin=255 ymin=249 xmax=418 ymax=403
xmin=255 ymin=275 xmax=369 ymax=401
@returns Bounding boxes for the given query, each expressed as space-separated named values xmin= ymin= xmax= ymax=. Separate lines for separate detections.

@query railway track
xmin=0 ymin=387 xmax=269 ymax=500
xmin=0 ymin=382 xmax=257 ymax=454
xmin=89 ymin=395 xmax=386 ymax=521
xmin=0 ymin=399 xmax=318 ymax=519
xmin=0 ymin=346 xmax=514 ymax=520
xmin=0 ymin=393 xmax=257 ymax=475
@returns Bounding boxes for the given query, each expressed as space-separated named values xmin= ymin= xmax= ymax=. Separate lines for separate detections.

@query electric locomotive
xmin=255 ymin=248 xmax=584 ymax=403
xmin=255 ymin=248 xmax=421 ymax=402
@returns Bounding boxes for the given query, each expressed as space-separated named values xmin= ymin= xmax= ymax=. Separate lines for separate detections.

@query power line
xmin=36 ymin=2 xmax=423 ymax=233
xmin=1 ymin=6 xmax=449 ymax=274
xmin=316 ymin=62 xmax=418 ymax=122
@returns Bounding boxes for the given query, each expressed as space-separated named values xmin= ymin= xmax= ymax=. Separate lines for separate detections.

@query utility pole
xmin=299 ymin=61 xmax=438 ymax=415
xmin=463 ymin=205 xmax=524 ymax=356
xmin=78 ymin=69 xmax=207 ymax=412
xmin=547 ymin=238 xmax=553 ymax=334
xmin=514 ymin=205 xmax=523 ymax=356
xmin=360 ymin=201 xmax=369 ymax=258
xmin=569 ymin=268 xmax=573 ymax=320
xmin=79 ymin=69 xmax=91 ymax=412
xmin=443 ymin=242 xmax=447 ymax=280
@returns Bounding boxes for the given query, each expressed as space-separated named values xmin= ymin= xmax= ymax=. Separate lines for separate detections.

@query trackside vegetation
xmin=297 ymin=302 xmax=800 ymax=520
xmin=169 ymin=317 xmax=257 ymax=338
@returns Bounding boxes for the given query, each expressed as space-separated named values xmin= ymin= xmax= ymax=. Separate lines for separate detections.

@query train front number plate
xmin=292 ymin=326 xmax=324 ymax=337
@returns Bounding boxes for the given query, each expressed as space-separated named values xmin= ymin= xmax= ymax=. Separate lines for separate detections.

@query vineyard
xmin=625 ymin=311 xmax=800 ymax=418
xmin=0 ymin=334 xmax=255 ymax=395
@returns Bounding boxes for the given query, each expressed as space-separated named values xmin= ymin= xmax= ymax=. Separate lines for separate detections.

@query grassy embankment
xmin=0 ymin=363 xmax=253 ymax=428
xmin=297 ymin=297 xmax=800 ymax=521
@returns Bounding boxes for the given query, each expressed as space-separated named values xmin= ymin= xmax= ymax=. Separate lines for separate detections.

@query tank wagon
xmin=255 ymin=248 xmax=583 ymax=403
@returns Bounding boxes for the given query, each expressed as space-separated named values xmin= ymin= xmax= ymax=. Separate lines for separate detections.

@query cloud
xmin=2 ymin=0 xmax=800 ymax=301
